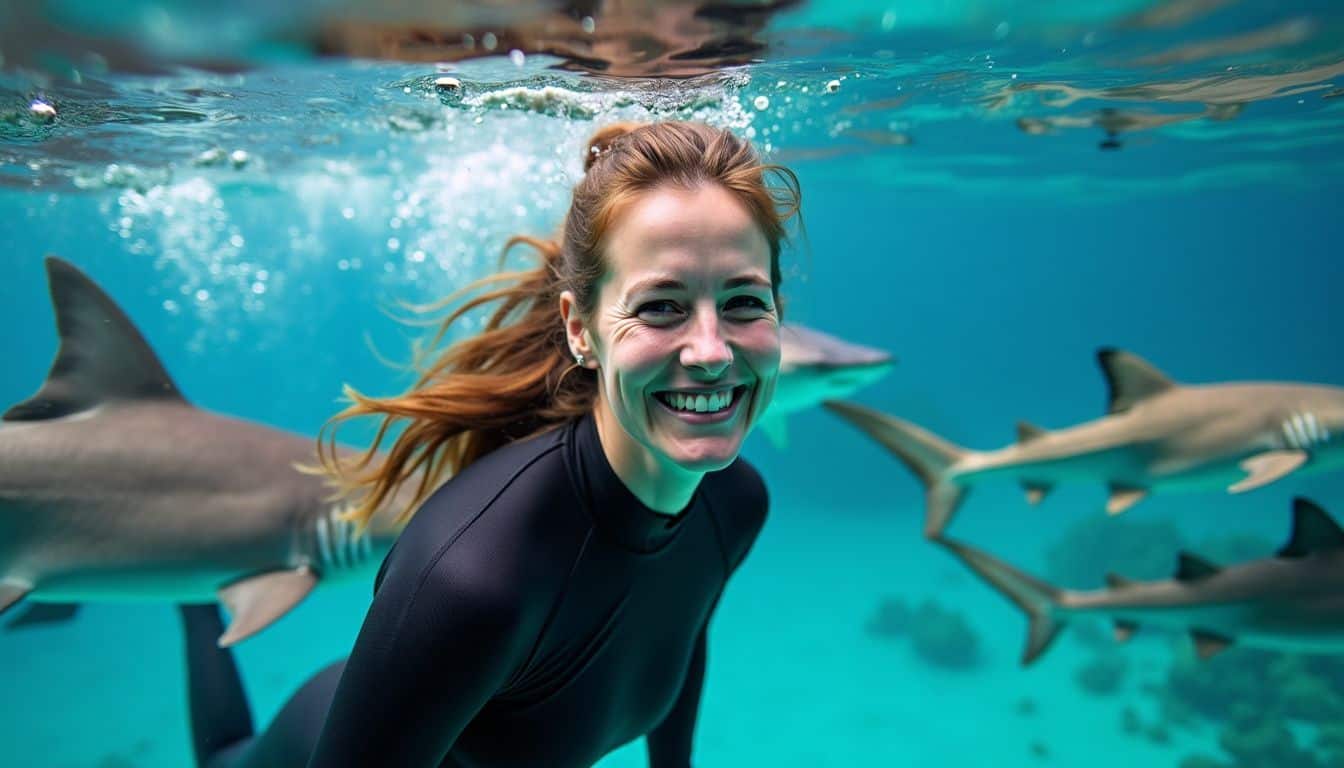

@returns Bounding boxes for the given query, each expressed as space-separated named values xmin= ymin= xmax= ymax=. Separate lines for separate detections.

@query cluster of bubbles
xmin=99 ymin=176 xmax=278 ymax=351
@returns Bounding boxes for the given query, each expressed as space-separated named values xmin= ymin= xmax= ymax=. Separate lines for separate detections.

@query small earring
xmin=574 ymin=353 xmax=585 ymax=367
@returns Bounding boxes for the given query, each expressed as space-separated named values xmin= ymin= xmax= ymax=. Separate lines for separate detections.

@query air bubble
xmin=825 ymin=79 xmax=840 ymax=93
xmin=510 ymin=49 xmax=526 ymax=67
xmin=753 ymin=95 xmax=770 ymax=111
xmin=581 ymin=16 xmax=595 ymax=34
xmin=28 ymin=100 xmax=56 ymax=122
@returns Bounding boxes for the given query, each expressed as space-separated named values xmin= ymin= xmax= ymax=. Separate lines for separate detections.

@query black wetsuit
xmin=181 ymin=412 xmax=767 ymax=768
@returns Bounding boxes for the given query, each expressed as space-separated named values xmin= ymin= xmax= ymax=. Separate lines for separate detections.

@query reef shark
xmin=937 ymin=498 xmax=1344 ymax=664
xmin=0 ymin=257 xmax=414 ymax=646
xmin=826 ymin=348 xmax=1344 ymax=537
xmin=757 ymin=324 xmax=894 ymax=448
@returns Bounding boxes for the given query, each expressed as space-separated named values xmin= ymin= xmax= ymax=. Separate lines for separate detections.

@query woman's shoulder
xmin=700 ymin=457 xmax=769 ymax=572
xmin=373 ymin=422 xmax=587 ymax=602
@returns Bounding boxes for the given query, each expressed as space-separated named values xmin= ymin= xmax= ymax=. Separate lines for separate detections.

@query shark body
xmin=758 ymin=324 xmax=893 ymax=448
xmin=939 ymin=498 xmax=1344 ymax=664
xmin=0 ymin=257 xmax=409 ymax=645
xmin=827 ymin=349 xmax=1344 ymax=537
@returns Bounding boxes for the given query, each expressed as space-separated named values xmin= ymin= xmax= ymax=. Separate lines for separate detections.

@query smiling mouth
xmin=654 ymin=385 xmax=748 ymax=415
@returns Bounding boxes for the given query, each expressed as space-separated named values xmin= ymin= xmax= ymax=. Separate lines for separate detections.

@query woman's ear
xmin=558 ymin=290 xmax=594 ymax=367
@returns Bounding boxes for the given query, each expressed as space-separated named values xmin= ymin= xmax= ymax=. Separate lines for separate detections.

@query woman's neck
xmin=591 ymin=405 xmax=701 ymax=516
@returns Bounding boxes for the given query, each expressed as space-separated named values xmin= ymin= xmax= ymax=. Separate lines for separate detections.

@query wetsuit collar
xmin=569 ymin=413 xmax=699 ymax=554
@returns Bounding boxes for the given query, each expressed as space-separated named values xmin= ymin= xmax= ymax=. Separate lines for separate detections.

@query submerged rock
xmin=864 ymin=596 xmax=911 ymax=638
xmin=1045 ymin=515 xmax=1185 ymax=589
xmin=907 ymin=599 xmax=981 ymax=670
xmin=864 ymin=596 xmax=982 ymax=669
xmin=1074 ymin=652 xmax=1128 ymax=696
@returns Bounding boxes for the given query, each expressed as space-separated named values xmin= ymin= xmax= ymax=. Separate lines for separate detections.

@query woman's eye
xmin=724 ymin=295 xmax=772 ymax=316
xmin=636 ymin=300 xmax=684 ymax=321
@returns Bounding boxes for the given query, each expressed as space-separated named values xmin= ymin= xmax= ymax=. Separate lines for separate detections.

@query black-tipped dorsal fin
xmin=1277 ymin=498 xmax=1344 ymax=559
xmin=1017 ymin=421 xmax=1047 ymax=444
xmin=1097 ymin=348 xmax=1176 ymax=414
xmin=1175 ymin=551 xmax=1220 ymax=581
xmin=4 ymin=257 xmax=184 ymax=422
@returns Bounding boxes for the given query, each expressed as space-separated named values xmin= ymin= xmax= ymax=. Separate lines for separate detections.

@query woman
xmin=180 ymin=120 xmax=801 ymax=768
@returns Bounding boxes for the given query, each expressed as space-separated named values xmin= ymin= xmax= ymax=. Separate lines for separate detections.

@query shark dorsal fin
xmin=1175 ymin=551 xmax=1220 ymax=581
xmin=1277 ymin=498 xmax=1344 ymax=559
xmin=1017 ymin=421 xmax=1047 ymax=444
xmin=4 ymin=257 xmax=184 ymax=422
xmin=1097 ymin=348 xmax=1176 ymax=415
xmin=1105 ymin=573 xmax=1137 ymax=589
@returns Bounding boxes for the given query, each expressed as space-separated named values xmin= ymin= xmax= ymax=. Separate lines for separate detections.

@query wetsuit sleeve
xmin=306 ymin=531 xmax=534 ymax=767
xmin=645 ymin=624 xmax=708 ymax=768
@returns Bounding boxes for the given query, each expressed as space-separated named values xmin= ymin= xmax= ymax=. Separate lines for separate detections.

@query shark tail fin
xmin=935 ymin=536 xmax=1066 ymax=666
xmin=824 ymin=400 xmax=970 ymax=537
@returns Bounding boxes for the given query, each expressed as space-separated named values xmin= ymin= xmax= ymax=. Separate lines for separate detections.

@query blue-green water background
xmin=4 ymin=1 xmax=1344 ymax=765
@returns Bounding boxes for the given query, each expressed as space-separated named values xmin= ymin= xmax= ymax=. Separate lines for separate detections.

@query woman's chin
xmin=658 ymin=435 xmax=744 ymax=473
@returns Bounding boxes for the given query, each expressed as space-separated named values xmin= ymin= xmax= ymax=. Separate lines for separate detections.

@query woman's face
xmin=569 ymin=183 xmax=780 ymax=479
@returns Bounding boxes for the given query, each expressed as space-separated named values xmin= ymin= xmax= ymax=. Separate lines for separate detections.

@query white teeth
xmin=661 ymin=387 xmax=737 ymax=413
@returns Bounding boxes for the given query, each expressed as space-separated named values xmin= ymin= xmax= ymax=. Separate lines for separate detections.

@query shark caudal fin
xmin=5 ymin=257 xmax=186 ymax=421
xmin=935 ymin=536 xmax=1066 ymax=666
xmin=824 ymin=400 xmax=970 ymax=537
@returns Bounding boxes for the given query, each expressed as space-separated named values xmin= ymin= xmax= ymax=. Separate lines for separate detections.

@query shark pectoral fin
xmin=1228 ymin=450 xmax=1308 ymax=494
xmin=216 ymin=567 xmax=317 ymax=647
xmin=1022 ymin=482 xmax=1052 ymax=506
xmin=4 ymin=602 xmax=80 ymax=630
xmin=0 ymin=584 xmax=31 ymax=615
xmin=1277 ymin=498 xmax=1344 ymax=558
xmin=1190 ymin=630 xmax=1233 ymax=660
xmin=759 ymin=414 xmax=789 ymax=450
xmin=1113 ymin=619 xmax=1138 ymax=643
xmin=1106 ymin=486 xmax=1148 ymax=515
xmin=1175 ymin=552 xmax=1221 ymax=581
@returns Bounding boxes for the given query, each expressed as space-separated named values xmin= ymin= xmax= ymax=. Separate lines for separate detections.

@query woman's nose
xmin=680 ymin=313 xmax=733 ymax=376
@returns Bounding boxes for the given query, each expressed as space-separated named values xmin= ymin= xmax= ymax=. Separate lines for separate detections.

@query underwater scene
xmin=4 ymin=0 xmax=1344 ymax=766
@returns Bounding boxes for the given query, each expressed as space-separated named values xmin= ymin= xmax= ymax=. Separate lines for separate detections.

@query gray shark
xmin=937 ymin=498 xmax=1344 ymax=665
xmin=758 ymin=324 xmax=894 ymax=448
xmin=826 ymin=348 xmax=1344 ymax=537
xmin=0 ymin=257 xmax=411 ymax=646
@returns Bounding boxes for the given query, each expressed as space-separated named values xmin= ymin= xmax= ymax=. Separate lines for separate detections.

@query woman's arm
xmin=645 ymin=625 xmax=708 ymax=768
xmin=306 ymin=538 xmax=533 ymax=767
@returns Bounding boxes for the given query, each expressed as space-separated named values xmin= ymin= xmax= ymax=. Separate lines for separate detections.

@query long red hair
xmin=319 ymin=121 xmax=801 ymax=531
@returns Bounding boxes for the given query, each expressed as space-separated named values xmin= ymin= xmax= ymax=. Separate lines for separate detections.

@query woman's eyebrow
xmin=624 ymin=277 xmax=685 ymax=297
xmin=624 ymin=273 xmax=771 ymax=297
xmin=724 ymin=275 xmax=772 ymax=290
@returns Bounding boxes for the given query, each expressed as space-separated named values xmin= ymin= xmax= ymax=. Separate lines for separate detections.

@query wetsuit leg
xmin=179 ymin=604 xmax=346 ymax=768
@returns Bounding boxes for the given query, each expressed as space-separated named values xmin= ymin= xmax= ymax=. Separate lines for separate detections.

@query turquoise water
xmin=4 ymin=1 xmax=1344 ymax=766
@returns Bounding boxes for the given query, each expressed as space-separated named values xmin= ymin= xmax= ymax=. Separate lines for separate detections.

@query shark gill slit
xmin=318 ymin=505 xmax=366 ymax=572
